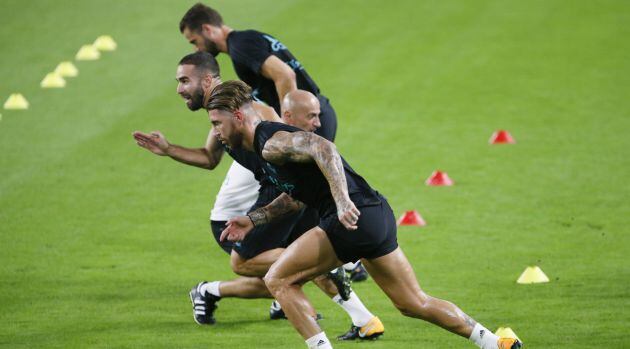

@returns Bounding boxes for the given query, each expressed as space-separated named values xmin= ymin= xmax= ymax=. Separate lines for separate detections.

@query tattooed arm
xmin=262 ymin=131 xmax=361 ymax=230
xmin=247 ymin=193 xmax=305 ymax=226
xmin=219 ymin=193 xmax=304 ymax=242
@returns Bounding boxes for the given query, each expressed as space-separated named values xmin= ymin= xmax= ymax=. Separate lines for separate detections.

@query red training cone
xmin=425 ymin=170 xmax=454 ymax=186
xmin=397 ymin=210 xmax=426 ymax=226
xmin=489 ymin=130 xmax=515 ymax=144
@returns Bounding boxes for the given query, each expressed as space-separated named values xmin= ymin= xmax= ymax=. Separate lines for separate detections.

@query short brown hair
xmin=179 ymin=3 xmax=223 ymax=33
xmin=206 ymin=80 xmax=253 ymax=112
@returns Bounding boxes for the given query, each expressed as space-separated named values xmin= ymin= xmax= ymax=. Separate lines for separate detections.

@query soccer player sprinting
xmin=210 ymin=81 xmax=523 ymax=349
xmin=179 ymin=3 xmax=368 ymax=280
xmin=132 ymin=52 xmax=383 ymax=339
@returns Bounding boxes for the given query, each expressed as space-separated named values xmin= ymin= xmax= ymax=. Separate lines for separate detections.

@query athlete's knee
xmin=230 ymin=252 xmax=251 ymax=276
xmin=262 ymin=270 xmax=285 ymax=296
xmin=393 ymin=291 xmax=432 ymax=318
xmin=263 ymin=262 xmax=297 ymax=296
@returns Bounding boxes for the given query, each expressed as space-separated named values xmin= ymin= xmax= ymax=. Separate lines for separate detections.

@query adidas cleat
xmin=337 ymin=316 xmax=384 ymax=341
xmin=498 ymin=338 xmax=523 ymax=349
xmin=189 ymin=281 xmax=220 ymax=325
xmin=328 ymin=267 xmax=352 ymax=301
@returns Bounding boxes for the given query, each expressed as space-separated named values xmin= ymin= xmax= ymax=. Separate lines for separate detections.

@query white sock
xmin=332 ymin=291 xmax=374 ymax=327
xmin=201 ymin=281 xmax=221 ymax=297
xmin=305 ymin=332 xmax=332 ymax=349
xmin=343 ymin=261 xmax=360 ymax=271
xmin=469 ymin=323 xmax=499 ymax=349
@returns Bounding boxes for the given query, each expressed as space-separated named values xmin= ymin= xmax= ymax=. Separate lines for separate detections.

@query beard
xmin=203 ymin=37 xmax=220 ymax=57
xmin=226 ymin=130 xmax=243 ymax=149
xmin=183 ymin=87 xmax=205 ymax=111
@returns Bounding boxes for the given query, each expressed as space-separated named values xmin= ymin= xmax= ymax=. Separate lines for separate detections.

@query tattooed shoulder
xmin=262 ymin=131 xmax=315 ymax=164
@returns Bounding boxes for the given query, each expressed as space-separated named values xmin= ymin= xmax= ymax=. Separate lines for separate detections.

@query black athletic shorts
xmin=316 ymin=94 xmax=337 ymax=142
xmin=210 ymin=192 xmax=320 ymax=259
xmin=286 ymin=207 xmax=320 ymax=244
xmin=319 ymin=194 xmax=399 ymax=263
xmin=230 ymin=185 xmax=306 ymax=260
xmin=210 ymin=220 xmax=234 ymax=255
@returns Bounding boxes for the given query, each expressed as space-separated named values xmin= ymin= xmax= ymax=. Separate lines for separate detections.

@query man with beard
xmin=132 ymin=52 xmax=384 ymax=340
xmin=178 ymin=2 xmax=369 ymax=282
xmin=210 ymin=81 xmax=523 ymax=349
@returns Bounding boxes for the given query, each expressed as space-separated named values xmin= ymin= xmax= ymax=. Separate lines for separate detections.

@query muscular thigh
xmin=361 ymin=248 xmax=428 ymax=306
xmin=266 ymin=227 xmax=342 ymax=285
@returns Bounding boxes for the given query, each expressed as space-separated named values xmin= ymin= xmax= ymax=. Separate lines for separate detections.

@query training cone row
xmin=397 ymin=210 xmax=426 ymax=227
xmin=3 ymin=35 xmax=116 ymax=111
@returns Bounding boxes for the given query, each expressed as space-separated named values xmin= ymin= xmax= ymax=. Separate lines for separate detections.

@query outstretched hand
xmin=220 ymin=216 xmax=255 ymax=242
xmin=132 ymin=131 xmax=169 ymax=156
xmin=337 ymin=199 xmax=361 ymax=230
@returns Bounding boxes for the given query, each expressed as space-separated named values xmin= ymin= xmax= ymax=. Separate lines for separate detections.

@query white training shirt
xmin=210 ymin=161 xmax=260 ymax=221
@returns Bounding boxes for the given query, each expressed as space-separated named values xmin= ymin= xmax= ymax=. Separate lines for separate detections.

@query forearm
xmin=247 ymin=193 xmax=304 ymax=226
xmin=165 ymin=144 xmax=221 ymax=170
xmin=274 ymin=75 xmax=296 ymax=106
xmin=311 ymin=142 xmax=351 ymax=206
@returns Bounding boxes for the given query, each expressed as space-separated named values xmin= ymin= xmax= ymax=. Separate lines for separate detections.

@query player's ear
xmin=233 ymin=109 xmax=244 ymax=123
xmin=201 ymin=74 xmax=213 ymax=91
xmin=282 ymin=110 xmax=291 ymax=122
xmin=201 ymin=24 xmax=213 ymax=36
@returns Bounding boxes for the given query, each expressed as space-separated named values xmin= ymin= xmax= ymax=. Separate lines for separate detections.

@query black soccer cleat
xmin=348 ymin=262 xmax=369 ymax=282
xmin=189 ymin=281 xmax=220 ymax=325
xmin=336 ymin=317 xmax=384 ymax=341
xmin=328 ymin=267 xmax=352 ymax=301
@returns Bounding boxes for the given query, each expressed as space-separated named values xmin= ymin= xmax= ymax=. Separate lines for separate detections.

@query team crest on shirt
xmin=263 ymin=35 xmax=287 ymax=51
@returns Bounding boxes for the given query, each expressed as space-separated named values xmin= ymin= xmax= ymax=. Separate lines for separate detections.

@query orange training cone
xmin=397 ymin=210 xmax=426 ymax=226
xmin=425 ymin=170 xmax=454 ymax=186
xmin=489 ymin=130 xmax=515 ymax=144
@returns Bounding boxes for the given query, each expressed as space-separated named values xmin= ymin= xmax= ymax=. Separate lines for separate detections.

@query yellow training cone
xmin=93 ymin=35 xmax=117 ymax=51
xmin=54 ymin=61 xmax=78 ymax=77
xmin=495 ymin=327 xmax=521 ymax=341
xmin=41 ymin=72 xmax=66 ymax=88
xmin=517 ymin=266 xmax=549 ymax=284
xmin=75 ymin=45 xmax=100 ymax=60
xmin=3 ymin=93 xmax=29 ymax=109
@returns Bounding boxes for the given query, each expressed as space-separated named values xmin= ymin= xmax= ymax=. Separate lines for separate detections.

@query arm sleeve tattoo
xmin=262 ymin=131 xmax=350 ymax=206
xmin=247 ymin=193 xmax=304 ymax=226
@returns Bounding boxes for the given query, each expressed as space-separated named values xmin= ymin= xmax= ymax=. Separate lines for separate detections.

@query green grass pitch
xmin=1 ymin=0 xmax=629 ymax=348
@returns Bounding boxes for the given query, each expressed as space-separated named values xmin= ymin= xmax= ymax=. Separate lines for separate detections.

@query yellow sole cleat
xmin=498 ymin=337 xmax=523 ymax=349
xmin=337 ymin=316 xmax=385 ymax=341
